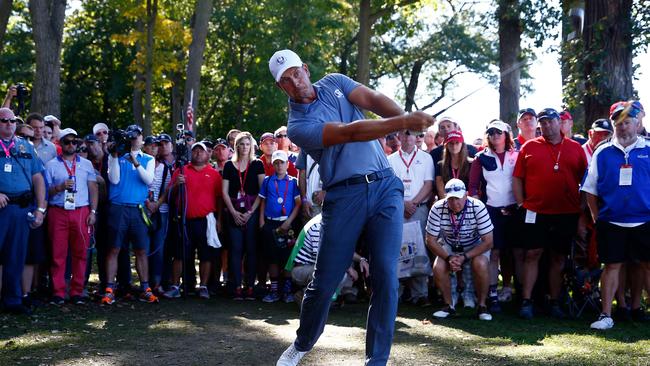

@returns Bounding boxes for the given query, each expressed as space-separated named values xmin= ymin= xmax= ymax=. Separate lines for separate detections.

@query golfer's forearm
xmin=322 ymin=116 xmax=407 ymax=147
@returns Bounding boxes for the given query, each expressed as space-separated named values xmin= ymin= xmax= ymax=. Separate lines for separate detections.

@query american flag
xmin=186 ymin=89 xmax=194 ymax=132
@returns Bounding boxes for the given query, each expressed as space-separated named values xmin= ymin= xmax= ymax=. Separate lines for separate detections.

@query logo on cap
xmin=277 ymin=56 xmax=285 ymax=65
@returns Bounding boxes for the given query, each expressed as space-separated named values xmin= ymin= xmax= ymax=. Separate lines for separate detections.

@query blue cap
xmin=144 ymin=135 xmax=158 ymax=145
xmin=537 ymin=108 xmax=560 ymax=121
xmin=158 ymin=133 xmax=172 ymax=143
xmin=518 ymin=108 xmax=536 ymax=120
xmin=84 ymin=134 xmax=98 ymax=142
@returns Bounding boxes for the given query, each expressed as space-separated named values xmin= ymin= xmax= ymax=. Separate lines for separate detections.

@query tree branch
xmin=419 ymin=68 xmax=466 ymax=111
xmin=369 ymin=0 xmax=419 ymax=24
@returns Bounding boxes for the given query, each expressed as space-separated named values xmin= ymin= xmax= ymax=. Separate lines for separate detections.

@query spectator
xmin=101 ymin=124 xmax=158 ymax=305
xmin=415 ymin=130 xmax=425 ymax=151
xmin=387 ymin=129 xmax=434 ymax=306
xmin=259 ymin=132 xmax=298 ymax=177
xmin=512 ymin=108 xmax=588 ymax=319
xmin=259 ymin=150 xmax=301 ymax=303
xmin=582 ymin=119 xmax=613 ymax=164
xmin=275 ymin=126 xmax=297 ymax=164
xmin=582 ymin=102 xmax=650 ymax=329
xmin=296 ymin=151 xmax=323 ymax=220
xmin=15 ymin=124 xmax=33 ymax=140
xmin=468 ymin=120 xmax=518 ymax=312
xmin=212 ymin=138 xmax=229 ymax=173
xmin=93 ymin=122 xmax=110 ymax=148
xmin=43 ymin=123 xmax=53 ymax=141
xmin=0 ymin=107 xmax=47 ymax=315
xmin=514 ymin=108 xmax=537 ymax=150
xmin=423 ymin=126 xmax=436 ymax=152
xmin=2 ymin=85 xmax=17 ymax=109
xmin=165 ymin=142 xmax=223 ymax=299
xmin=221 ymin=131 xmax=264 ymax=300
xmin=426 ymin=179 xmax=494 ymax=321
xmin=157 ymin=133 xmax=175 ymax=166
xmin=435 ymin=131 xmax=472 ymax=199
xmin=27 ymin=113 xmax=57 ymax=164
xmin=384 ymin=133 xmax=400 ymax=154
xmin=44 ymin=128 xmax=98 ymax=305
xmin=226 ymin=129 xmax=241 ymax=150
xmin=559 ymin=110 xmax=587 ymax=145
xmin=430 ymin=117 xmax=478 ymax=166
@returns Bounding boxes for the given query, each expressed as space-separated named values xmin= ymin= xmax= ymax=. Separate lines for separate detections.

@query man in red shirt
xmin=164 ymin=142 xmax=223 ymax=299
xmin=259 ymin=132 xmax=298 ymax=177
xmin=512 ymin=108 xmax=588 ymax=320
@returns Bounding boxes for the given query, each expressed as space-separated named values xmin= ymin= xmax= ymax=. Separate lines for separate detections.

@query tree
xmin=0 ymin=0 xmax=13 ymax=54
xmin=29 ymin=0 xmax=66 ymax=116
xmin=497 ymin=0 xmax=521 ymax=127
xmin=182 ymin=0 xmax=213 ymax=131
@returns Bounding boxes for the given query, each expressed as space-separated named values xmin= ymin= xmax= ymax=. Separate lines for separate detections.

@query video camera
xmin=108 ymin=128 xmax=140 ymax=156
xmin=175 ymin=123 xmax=190 ymax=167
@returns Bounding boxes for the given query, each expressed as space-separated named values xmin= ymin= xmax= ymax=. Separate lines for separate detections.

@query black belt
xmin=327 ymin=168 xmax=394 ymax=190
xmin=5 ymin=192 xmax=33 ymax=208
xmin=112 ymin=202 xmax=140 ymax=208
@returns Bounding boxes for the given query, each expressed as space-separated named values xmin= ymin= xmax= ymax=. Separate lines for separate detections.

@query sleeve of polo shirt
xmin=423 ymin=152 xmax=434 ymax=181
xmin=287 ymin=119 xmax=324 ymax=151
xmin=291 ymin=179 xmax=300 ymax=199
xmin=512 ymin=145 xmax=527 ymax=178
xmin=474 ymin=200 xmax=494 ymax=235
xmin=29 ymin=145 xmax=44 ymax=175
xmin=44 ymin=161 xmax=54 ymax=187
xmin=425 ymin=204 xmax=442 ymax=237
xmin=259 ymin=176 xmax=270 ymax=199
xmin=580 ymin=148 xmax=600 ymax=196
xmin=295 ymin=151 xmax=306 ymax=170
xmin=331 ymin=73 xmax=361 ymax=97
xmin=85 ymin=160 xmax=97 ymax=182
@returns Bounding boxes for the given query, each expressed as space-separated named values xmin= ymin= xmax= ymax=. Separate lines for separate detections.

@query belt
xmin=266 ymin=216 xmax=288 ymax=221
xmin=112 ymin=202 xmax=141 ymax=208
xmin=6 ymin=192 xmax=33 ymax=208
xmin=326 ymin=168 xmax=394 ymax=190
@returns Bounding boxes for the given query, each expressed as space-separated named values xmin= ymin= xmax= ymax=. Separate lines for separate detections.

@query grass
xmin=0 ymin=297 xmax=648 ymax=366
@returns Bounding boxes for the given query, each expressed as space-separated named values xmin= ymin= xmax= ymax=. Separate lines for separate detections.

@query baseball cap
xmin=183 ymin=130 xmax=194 ymax=138
xmin=518 ymin=108 xmax=536 ymax=120
xmin=632 ymin=100 xmax=644 ymax=113
xmin=271 ymin=150 xmax=288 ymax=163
xmin=84 ymin=134 xmax=98 ymax=143
xmin=444 ymin=179 xmax=466 ymax=199
xmin=215 ymin=138 xmax=228 ymax=147
xmin=559 ymin=110 xmax=573 ymax=121
xmin=43 ymin=115 xmax=61 ymax=125
xmin=486 ymin=120 xmax=510 ymax=133
xmin=158 ymin=133 xmax=172 ymax=143
xmin=260 ymin=132 xmax=275 ymax=143
xmin=610 ymin=101 xmax=642 ymax=122
xmin=609 ymin=101 xmax=626 ymax=115
xmin=201 ymin=139 xmax=215 ymax=149
xmin=125 ymin=124 xmax=143 ymax=135
xmin=93 ymin=122 xmax=109 ymax=135
xmin=59 ymin=128 xmax=78 ymax=140
xmin=591 ymin=119 xmax=613 ymax=133
xmin=537 ymin=108 xmax=560 ymax=121
xmin=144 ymin=135 xmax=158 ymax=145
xmin=445 ymin=130 xmax=464 ymax=144
xmin=269 ymin=49 xmax=303 ymax=82
xmin=191 ymin=142 xmax=208 ymax=151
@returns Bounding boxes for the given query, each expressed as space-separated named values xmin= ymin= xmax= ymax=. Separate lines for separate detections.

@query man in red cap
xmin=559 ymin=110 xmax=587 ymax=145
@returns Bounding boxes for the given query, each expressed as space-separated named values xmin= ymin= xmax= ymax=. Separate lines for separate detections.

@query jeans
xmin=228 ymin=212 xmax=258 ymax=289
xmin=294 ymin=175 xmax=404 ymax=365
xmin=148 ymin=212 xmax=169 ymax=287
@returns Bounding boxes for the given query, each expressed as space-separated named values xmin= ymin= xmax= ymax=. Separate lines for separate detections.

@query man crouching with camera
xmin=101 ymin=124 xmax=159 ymax=305
xmin=425 ymin=179 xmax=494 ymax=321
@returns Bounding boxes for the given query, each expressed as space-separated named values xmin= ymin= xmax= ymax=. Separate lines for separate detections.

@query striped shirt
xmin=149 ymin=162 xmax=172 ymax=213
xmin=294 ymin=219 xmax=322 ymax=265
xmin=426 ymin=196 xmax=493 ymax=247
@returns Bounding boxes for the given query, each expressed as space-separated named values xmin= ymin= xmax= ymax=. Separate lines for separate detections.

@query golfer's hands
xmin=403 ymin=111 xmax=435 ymax=132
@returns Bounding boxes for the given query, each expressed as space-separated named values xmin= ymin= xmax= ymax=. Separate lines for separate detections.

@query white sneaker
xmin=432 ymin=305 xmax=456 ymax=319
xmin=498 ymin=286 xmax=513 ymax=302
xmin=277 ymin=343 xmax=307 ymax=366
xmin=590 ymin=314 xmax=614 ymax=330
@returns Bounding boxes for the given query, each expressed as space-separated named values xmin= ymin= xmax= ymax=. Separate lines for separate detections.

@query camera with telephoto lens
xmin=14 ymin=83 xmax=28 ymax=116
xmin=108 ymin=125 xmax=141 ymax=156
xmin=175 ymin=123 xmax=189 ymax=167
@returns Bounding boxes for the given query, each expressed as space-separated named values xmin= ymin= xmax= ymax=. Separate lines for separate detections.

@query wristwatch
xmin=90 ymin=209 xmax=97 ymax=214
xmin=37 ymin=207 xmax=47 ymax=214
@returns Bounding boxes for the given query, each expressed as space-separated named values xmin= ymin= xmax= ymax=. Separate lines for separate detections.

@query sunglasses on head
xmin=61 ymin=139 xmax=79 ymax=146
xmin=275 ymin=134 xmax=287 ymax=139
xmin=445 ymin=186 xmax=465 ymax=193
xmin=0 ymin=118 xmax=18 ymax=123
xmin=487 ymin=128 xmax=503 ymax=136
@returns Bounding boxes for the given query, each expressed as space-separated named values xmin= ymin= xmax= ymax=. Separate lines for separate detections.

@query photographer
xmin=101 ymin=124 xmax=158 ymax=305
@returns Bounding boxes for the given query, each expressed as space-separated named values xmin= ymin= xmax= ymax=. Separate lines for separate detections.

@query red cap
xmin=609 ymin=101 xmax=626 ymax=115
xmin=559 ymin=110 xmax=573 ymax=121
xmin=445 ymin=131 xmax=464 ymax=144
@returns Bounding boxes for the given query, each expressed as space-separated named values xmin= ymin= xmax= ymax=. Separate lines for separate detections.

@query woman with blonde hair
xmin=222 ymin=132 xmax=265 ymax=300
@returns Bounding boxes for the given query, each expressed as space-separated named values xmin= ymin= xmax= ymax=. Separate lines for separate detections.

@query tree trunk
xmin=560 ymin=0 xmax=585 ymax=132
xmin=497 ymin=0 xmax=521 ymax=131
xmin=356 ymin=0 xmax=371 ymax=85
xmin=143 ymin=0 xmax=157 ymax=136
xmin=170 ymin=67 xmax=183 ymax=129
xmin=0 ymin=0 xmax=13 ymax=55
xmin=183 ymin=0 xmax=213 ymax=131
xmin=29 ymin=0 xmax=66 ymax=117
xmin=133 ymin=0 xmax=145 ymax=127
xmin=583 ymin=0 xmax=633 ymax=125
xmin=404 ymin=60 xmax=423 ymax=112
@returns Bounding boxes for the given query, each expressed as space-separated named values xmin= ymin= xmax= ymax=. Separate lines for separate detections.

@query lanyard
xmin=237 ymin=160 xmax=250 ymax=194
xmin=274 ymin=176 xmax=289 ymax=215
xmin=546 ymin=138 xmax=565 ymax=172
xmin=0 ymin=139 xmax=15 ymax=158
xmin=58 ymin=155 xmax=78 ymax=191
xmin=399 ymin=149 xmax=417 ymax=174
xmin=449 ymin=200 xmax=468 ymax=243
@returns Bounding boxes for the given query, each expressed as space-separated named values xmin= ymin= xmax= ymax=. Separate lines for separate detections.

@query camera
xmin=108 ymin=129 xmax=129 ymax=156
xmin=14 ymin=83 xmax=28 ymax=116
xmin=175 ymin=123 xmax=190 ymax=167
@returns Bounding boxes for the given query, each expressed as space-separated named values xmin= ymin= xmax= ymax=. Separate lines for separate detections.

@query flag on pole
xmin=186 ymin=89 xmax=194 ymax=132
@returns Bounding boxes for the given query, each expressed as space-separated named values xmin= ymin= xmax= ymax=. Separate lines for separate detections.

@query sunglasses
xmin=77 ymin=146 xmax=88 ymax=153
xmin=95 ymin=130 xmax=108 ymax=136
xmin=445 ymin=186 xmax=465 ymax=193
xmin=0 ymin=118 xmax=18 ymax=123
xmin=487 ymin=128 xmax=503 ymax=136
xmin=275 ymin=134 xmax=287 ymax=139
xmin=61 ymin=139 xmax=79 ymax=146
xmin=403 ymin=130 xmax=425 ymax=138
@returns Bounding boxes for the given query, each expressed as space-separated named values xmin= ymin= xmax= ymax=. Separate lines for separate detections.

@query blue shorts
xmin=107 ymin=203 xmax=150 ymax=251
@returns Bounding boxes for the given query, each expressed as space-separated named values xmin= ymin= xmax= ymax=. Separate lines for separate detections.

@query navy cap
xmin=215 ymin=138 xmax=228 ymax=147
xmin=518 ymin=108 xmax=536 ymax=120
xmin=144 ymin=135 xmax=158 ymax=145
xmin=158 ymin=133 xmax=172 ymax=143
xmin=183 ymin=130 xmax=194 ymax=138
xmin=591 ymin=119 xmax=613 ymax=133
xmin=84 ymin=134 xmax=98 ymax=143
xmin=125 ymin=124 xmax=143 ymax=134
xmin=201 ymin=139 xmax=215 ymax=149
xmin=537 ymin=108 xmax=560 ymax=121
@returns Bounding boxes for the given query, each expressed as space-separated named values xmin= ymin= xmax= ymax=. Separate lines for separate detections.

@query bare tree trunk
xmin=171 ymin=67 xmax=183 ymax=128
xmin=143 ymin=0 xmax=157 ymax=136
xmin=0 ymin=0 xmax=13 ymax=54
xmin=133 ymin=0 xmax=145 ymax=127
xmin=404 ymin=60 xmax=423 ymax=112
xmin=29 ymin=0 xmax=66 ymax=116
xmin=497 ymin=0 xmax=521 ymax=131
xmin=560 ymin=0 xmax=585 ymax=132
xmin=583 ymin=0 xmax=633 ymax=125
xmin=183 ymin=0 xmax=213 ymax=132
xmin=356 ymin=0 xmax=371 ymax=85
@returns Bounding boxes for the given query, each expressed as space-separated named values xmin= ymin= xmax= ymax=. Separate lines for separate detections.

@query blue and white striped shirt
xmin=426 ymin=196 xmax=493 ymax=247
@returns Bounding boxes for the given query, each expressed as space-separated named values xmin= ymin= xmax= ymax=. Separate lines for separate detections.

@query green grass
xmin=0 ymin=298 xmax=648 ymax=365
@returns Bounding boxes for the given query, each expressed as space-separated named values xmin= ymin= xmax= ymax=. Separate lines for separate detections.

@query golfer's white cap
xmin=269 ymin=49 xmax=303 ymax=82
